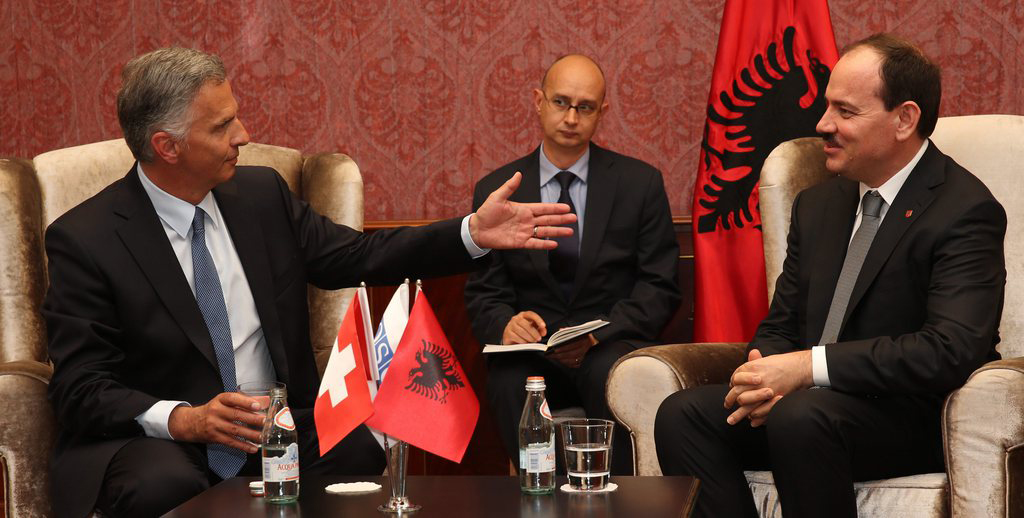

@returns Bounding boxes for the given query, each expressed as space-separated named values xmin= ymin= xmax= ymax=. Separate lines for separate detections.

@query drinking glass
xmin=560 ymin=418 xmax=615 ymax=491
xmin=236 ymin=381 xmax=285 ymax=448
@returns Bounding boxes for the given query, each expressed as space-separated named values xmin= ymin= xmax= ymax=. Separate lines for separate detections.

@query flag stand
xmin=378 ymin=434 xmax=421 ymax=513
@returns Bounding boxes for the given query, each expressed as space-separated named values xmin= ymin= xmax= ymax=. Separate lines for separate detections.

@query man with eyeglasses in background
xmin=465 ymin=54 xmax=681 ymax=475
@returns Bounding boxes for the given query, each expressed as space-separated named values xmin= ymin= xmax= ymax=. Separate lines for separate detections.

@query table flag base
xmin=378 ymin=436 xmax=421 ymax=513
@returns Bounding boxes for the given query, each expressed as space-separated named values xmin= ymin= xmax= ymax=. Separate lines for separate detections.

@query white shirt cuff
xmin=135 ymin=400 xmax=190 ymax=440
xmin=811 ymin=345 xmax=831 ymax=387
xmin=461 ymin=214 xmax=489 ymax=259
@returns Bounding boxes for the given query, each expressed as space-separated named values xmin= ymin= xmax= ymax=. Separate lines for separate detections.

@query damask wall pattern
xmin=1 ymin=0 xmax=1020 ymax=220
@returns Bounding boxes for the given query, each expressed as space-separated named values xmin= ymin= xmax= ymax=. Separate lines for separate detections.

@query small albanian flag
xmin=366 ymin=291 xmax=479 ymax=463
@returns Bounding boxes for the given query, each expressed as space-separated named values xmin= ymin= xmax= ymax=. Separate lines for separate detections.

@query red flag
xmin=366 ymin=291 xmax=479 ymax=463
xmin=693 ymin=0 xmax=838 ymax=341
xmin=314 ymin=291 xmax=376 ymax=456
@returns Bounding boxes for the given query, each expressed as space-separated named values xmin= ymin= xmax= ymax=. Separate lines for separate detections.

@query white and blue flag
xmin=372 ymin=280 xmax=410 ymax=384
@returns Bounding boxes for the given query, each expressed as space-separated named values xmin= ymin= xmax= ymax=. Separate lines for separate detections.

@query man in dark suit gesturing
xmin=655 ymin=35 xmax=1006 ymax=517
xmin=43 ymin=47 xmax=575 ymax=518
xmin=465 ymin=55 xmax=681 ymax=475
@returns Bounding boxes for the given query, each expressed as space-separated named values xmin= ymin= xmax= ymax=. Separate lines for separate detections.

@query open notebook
xmin=482 ymin=320 xmax=610 ymax=353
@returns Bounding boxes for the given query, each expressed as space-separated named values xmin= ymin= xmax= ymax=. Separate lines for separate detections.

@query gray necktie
xmin=818 ymin=191 xmax=885 ymax=345
xmin=192 ymin=207 xmax=246 ymax=478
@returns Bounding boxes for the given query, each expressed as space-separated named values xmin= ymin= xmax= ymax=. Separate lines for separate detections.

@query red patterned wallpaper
xmin=1 ymin=1 xmax=1020 ymax=220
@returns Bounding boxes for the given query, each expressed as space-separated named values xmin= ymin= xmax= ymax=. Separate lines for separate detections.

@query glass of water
xmin=560 ymin=418 xmax=615 ymax=491
xmin=236 ymin=381 xmax=284 ymax=448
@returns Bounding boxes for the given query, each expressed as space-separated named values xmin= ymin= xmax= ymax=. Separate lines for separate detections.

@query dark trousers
xmin=486 ymin=340 xmax=635 ymax=475
xmin=654 ymin=384 xmax=944 ymax=518
xmin=95 ymin=408 xmax=385 ymax=517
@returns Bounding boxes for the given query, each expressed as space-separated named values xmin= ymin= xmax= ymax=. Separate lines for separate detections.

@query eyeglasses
xmin=542 ymin=92 xmax=600 ymax=118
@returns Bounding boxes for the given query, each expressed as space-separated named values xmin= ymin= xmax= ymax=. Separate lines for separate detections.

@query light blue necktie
xmin=192 ymin=206 xmax=246 ymax=478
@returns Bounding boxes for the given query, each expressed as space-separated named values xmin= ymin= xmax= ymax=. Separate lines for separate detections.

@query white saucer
xmin=560 ymin=482 xmax=618 ymax=493
xmin=325 ymin=481 xmax=383 ymax=494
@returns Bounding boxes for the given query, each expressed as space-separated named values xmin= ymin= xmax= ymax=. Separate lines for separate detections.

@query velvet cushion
xmin=746 ymin=470 xmax=949 ymax=518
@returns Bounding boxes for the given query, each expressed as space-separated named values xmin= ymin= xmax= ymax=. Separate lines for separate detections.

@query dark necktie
xmin=549 ymin=170 xmax=580 ymax=299
xmin=191 ymin=207 xmax=246 ymax=478
xmin=818 ymin=191 xmax=886 ymax=345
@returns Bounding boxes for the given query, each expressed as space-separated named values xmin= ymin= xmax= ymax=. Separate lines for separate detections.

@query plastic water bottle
xmin=518 ymin=376 xmax=556 ymax=494
xmin=262 ymin=386 xmax=299 ymax=503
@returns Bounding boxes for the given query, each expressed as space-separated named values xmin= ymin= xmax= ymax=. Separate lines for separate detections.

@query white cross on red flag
xmin=313 ymin=290 xmax=375 ymax=456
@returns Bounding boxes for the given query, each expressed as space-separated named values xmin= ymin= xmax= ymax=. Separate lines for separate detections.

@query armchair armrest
xmin=0 ymin=359 xmax=52 ymax=380
xmin=607 ymin=343 xmax=746 ymax=475
xmin=0 ymin=360 xmax=55 ymax=518
xmin=944 ymin=357 xmax=1024 ymax=518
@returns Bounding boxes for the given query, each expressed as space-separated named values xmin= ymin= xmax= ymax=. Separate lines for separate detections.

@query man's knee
xmin=486 ymin=353 xmax=547 ymax=409
xmin=486 ymin=366 xmax=525 ymax=412
xmin=583 ymin=340 xmax=631 ymax=371
xmin=765 ymin=389 xmax=840 ymax=446
xmin=655 ymin=385 xmax=726 ymax=443
xmin=98 ymin=440 xmax=208 ymax=516
xmin=305 ymin=425 xmax=386 ymax=476
xmin=576 ymin=340 xmax=632 ymax=393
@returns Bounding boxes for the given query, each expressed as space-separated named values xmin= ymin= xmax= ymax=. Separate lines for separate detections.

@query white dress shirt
xmin=812 ymin=140 xmax=929 ymax=386
xmin=134 ymin=164 xmax=275 ymax=439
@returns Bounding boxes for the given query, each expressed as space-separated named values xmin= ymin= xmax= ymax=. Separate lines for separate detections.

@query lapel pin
xmin=905 ymin=210 xmax=913 ymax=218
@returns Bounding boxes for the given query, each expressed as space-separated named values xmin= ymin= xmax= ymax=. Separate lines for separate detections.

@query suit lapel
xmin=114 ymin=168 xmax=220 ymax=371
xmin=807 ymin=178 xmax=859 ymax=342
xmin=519 ymin=147 xmax=564 ymax=298
xmin=842 ymin=144 xmax=943 ymax=326
xmin=213 ymin=178 xmax=290 ymax=384
xmin=571 ymin=143 xmax=617 ymax=300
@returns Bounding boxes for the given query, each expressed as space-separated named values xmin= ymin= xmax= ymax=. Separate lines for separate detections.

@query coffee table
xmin=164 ymin=475 xmax=699 ymax=517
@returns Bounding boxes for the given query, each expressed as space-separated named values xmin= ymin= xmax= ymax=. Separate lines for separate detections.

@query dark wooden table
xmin=164 ymin=475 xmax=699 ymax=517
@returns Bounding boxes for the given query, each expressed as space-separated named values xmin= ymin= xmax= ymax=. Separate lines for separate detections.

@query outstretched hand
xmin=469 ymin=171 xmax=577 ymax=250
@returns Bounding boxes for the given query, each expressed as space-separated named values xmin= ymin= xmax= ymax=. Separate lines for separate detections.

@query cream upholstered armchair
xmin=607 ymin=114 xmax=1024 ymax=517
xmin=0 ymin=138 xmax=364 ymax=517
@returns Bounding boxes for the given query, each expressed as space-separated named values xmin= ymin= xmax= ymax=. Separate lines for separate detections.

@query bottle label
xmin=274 ymin=407 xmax=295 ymax=431
xmin=523 ymin=442 xmax=556 ymax=473
xmin=540 ymin=399 xmax=553 ymax=421
xmin=263 ymin=442 xmax=299 ymax=482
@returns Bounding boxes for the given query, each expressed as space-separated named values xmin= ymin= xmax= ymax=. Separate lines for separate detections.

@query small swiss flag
xmin=313 ymin=292 xmax=375 ymax=456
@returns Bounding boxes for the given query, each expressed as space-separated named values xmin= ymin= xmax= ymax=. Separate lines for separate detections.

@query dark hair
xmin=843 ymin=34 xmax=941 ymax=138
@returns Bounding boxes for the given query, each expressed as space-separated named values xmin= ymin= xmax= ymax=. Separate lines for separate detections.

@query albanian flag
xmin=693 ymin=0 xmax=839 ymax=342
xmin=366 ymin=291 xmax=479 ymax=463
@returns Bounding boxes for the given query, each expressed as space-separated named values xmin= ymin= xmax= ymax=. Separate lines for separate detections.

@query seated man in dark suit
xmin=464 ymin=54 xmax=681 ymax=475
xmin=654 ymin=34 xmax=1006 ymax=518
xmin=43 ymin=47 xmax=575 ymax=518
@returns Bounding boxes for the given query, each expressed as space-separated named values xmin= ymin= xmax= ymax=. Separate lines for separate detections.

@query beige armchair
xmin=0 ymin=139 xmax=364 ymax=517
xmin=607 ymin=114 xmax=1024 ymax=517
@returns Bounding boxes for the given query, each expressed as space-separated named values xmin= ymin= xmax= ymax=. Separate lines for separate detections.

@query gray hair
xmin=116 ymin=47 xmax=226 ymax=162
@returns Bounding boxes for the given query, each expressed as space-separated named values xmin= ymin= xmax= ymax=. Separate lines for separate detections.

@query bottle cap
xmin=525 ymin=376 xmax=545 ymax=391
xmin=249 ymin=481 xmax=264 ymax=497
